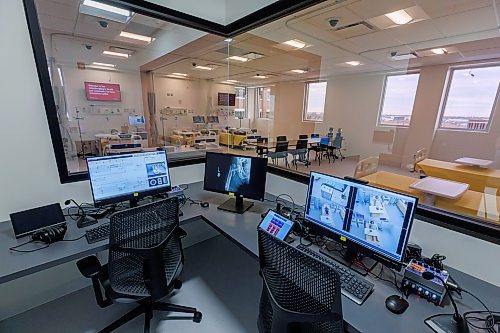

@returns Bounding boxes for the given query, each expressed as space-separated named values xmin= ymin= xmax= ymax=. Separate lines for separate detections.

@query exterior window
xmin=378 ymin=73 xmax=420 ymax=127
xmin=303 ymin=82 xmax=327 ymax=122
xmin=439 ymin=65 xmax=500 ymax=131
xmin=234 ymin=86 xmax=247 ymax=118
xmin=257 ymin=87 xmax=273 ymax=119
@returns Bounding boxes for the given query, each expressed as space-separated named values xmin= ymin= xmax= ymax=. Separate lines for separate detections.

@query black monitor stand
xmin=319 ymin=240 xmax=377 ymax=276
xmin=218 ymin=196 xmax=253 ymax=214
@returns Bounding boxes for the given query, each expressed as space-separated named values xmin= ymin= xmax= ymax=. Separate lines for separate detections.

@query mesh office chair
xmin=76 ymin=198 xmax=201 ymax=333
xmin=257 ymin=230 xmax=344 ymax=333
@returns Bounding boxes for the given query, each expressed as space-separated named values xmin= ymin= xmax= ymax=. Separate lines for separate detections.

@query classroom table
xmin=455 ymin=157 xmax=493 ymax=168
xmin=416 ymin=159 xmax=500 ymax=192
xmin=410 ymin=177 xmax=469 ymax=204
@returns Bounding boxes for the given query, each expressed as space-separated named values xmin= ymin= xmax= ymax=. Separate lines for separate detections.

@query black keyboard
xmin=85 ymin=223 xmax=110 ymax=244
xmin=297 ymin=244 xmax=374 ymax=305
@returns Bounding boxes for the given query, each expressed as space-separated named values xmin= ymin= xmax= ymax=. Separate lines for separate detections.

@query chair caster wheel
xmin=173 ymin=280 xmax=182 ymax=289
xmin=193 ymin=311 xmax=202 ymax=323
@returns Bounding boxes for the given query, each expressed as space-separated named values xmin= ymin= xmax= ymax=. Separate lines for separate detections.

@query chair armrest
xmin=76 ymin=255 xmax=102 ymax=278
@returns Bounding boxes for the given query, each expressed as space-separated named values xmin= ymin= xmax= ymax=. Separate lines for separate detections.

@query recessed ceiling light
xmin=226 ymin=79 xmax=238 ymax=83
xmin=290 ymin=69 xmax=307 ymax=74
xmin=92 ymin=62 xmax=115 ymax=67
xmin=389 ymin=52 xmax=418 ymax=60
xmin=172 ymin=73 xmax=188 ymax=77
xmin=243 ymin=52 xmax=264 ymax=60
xmin=431 ymin=48 xmax=447 ymax=55
xmin=102 ymin=50 xmax=129 ymax=58
xmin=385 ymin=9 xmax=412 ymax=25
xmin=283 ymin=39 xmax=307 ymax=49
xmin=194 ymin=64 xmax=218 ymax=71
xmin=226 ymin=56 xmax=249 ymax=62
xmin=345 ymin=61 xmax=361 ymax=66
xmin=252 ymin=74 xmax=268 ymax=79
xmin=81 ymin=0 xmax=130 ymax=17
xmin=119 ymin=31 xmax=153 ymax=43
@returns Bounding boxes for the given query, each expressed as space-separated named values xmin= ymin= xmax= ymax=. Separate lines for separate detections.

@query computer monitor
xmin=128 ymin=115 xmax=145 ymax=125
xmin=207 ymin=116 xmax=219 ymax=124
xmin=193 ymin=116 xmax=206 ymax=124
xmin=304 ymin=171 xmax=417 ymax=269
xmin=204 ymin=152 xmax=268 ymax=214
xmin=87 ymin=151 xmax=171 ymax=207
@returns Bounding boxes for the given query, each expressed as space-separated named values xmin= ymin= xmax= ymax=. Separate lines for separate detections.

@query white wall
xmin=265 ymin=173 xmax=500 ymax=287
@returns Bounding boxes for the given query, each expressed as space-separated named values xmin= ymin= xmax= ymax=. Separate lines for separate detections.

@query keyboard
xmin=297 ymin=244 xmax=374 ymax=305
xmin=85 ymin=223 xmax=110 ymax=244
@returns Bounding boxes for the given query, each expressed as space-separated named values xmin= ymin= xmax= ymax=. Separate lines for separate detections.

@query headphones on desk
xmin=32 ymin=224 xmax=67 ymax=244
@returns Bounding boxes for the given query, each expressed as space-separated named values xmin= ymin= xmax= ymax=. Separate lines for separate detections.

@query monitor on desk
xmin=304 ymin=171 xmax=417 ymax=269
xmin=87 ymin=151 xmax=171 ymax=207
xmin=193 ymin=116 xmax=206 ymax=124
xmin=128 ymin=116 xmax=145 ymax=125
xmin=207 ymin=116 xmax=219 ymax=124
xmin=204 ymin=152 xmax=268 ymax=214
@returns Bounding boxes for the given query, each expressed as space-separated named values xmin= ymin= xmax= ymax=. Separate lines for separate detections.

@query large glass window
xmin=234 ymin=86 xmax=247 ymax=119
xmin=439 ymin=65 xmax=500 ymax=131
xmin=378 ymin=73 xmax=420 ymax=127
xmin=303 ymin=82 xmax=327 ymax=122
xmin=257 ymin=87 xmax=274 ymax=119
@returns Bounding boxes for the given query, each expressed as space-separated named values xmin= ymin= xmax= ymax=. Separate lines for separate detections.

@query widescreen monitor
xmin=87 ymin=151 xmax=171 ymax=207
xmin=204 ymin=152 xmax=268 ymax=214
xmin=207 ymin=116 xmax=219 ymax=124
xmin=304 ymin=172 xmax=417 ymax=269
xmin=193 ymin=116 xmax=206 ymax=124
xmin=128 ymin=115 xmax=145 ymax=125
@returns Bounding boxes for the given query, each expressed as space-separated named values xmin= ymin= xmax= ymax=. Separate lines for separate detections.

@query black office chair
xmin=256 ymin=137 xmax=269 ymax=157
xmin=276 ymin=135 xmax=287 ymax=142
xmin=298 ymin=134 xmax=308 ymax=139
xmin=267 ymin=141 xmax=289 ymax=167
xmin=310 ymin=133 xmax=320 ymax=138
xmin=257 ymin=230 xmax=344 ymax=333
xmin=289 ymin=139 xmax=310 ymax=170
xmin=76 ymin=198 xmax=201 ymax=333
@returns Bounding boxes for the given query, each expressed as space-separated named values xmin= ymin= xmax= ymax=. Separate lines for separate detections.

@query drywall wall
xmin=265 ymin=173 xmax=500 ymax=287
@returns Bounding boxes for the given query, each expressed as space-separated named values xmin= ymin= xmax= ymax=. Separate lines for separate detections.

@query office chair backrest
xmin=296 ymin=139 xmax=308 ymax=150
xmin=354 ymin=156 xmax=379 ymax=179
xmin=258 ymin=230 xmax=343 ymax=333
xmin=311 ymin=133 xmax=320 ymax=138
xmin=275 ymin=141 xmax=289 ymax=153
xmin=298 ymin=134 xmax=308 ymax=139
xmin=108 ymin=197 xmax=182 ymax=301
xmin=276 ymin=136 xmax=287 ymax=142
xmin=332 ymin=134 xmax=342 ymax=148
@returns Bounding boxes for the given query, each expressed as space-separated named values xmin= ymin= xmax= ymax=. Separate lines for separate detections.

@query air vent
xmin=333 ymin=21 xmax=375 ymax=38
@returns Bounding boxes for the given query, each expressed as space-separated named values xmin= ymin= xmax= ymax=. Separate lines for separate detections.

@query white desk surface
xmin=455 ymin=157 xmax=493 ymax=167
xmin=410 ymin=177 xmax=469 ymax=199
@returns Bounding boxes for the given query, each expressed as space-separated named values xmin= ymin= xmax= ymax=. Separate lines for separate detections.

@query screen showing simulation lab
xmin=193 ymin=116 xmax=206 ymax=124
xmin=305 ymin=172 xmax=417 ymax=263
xmin=87 ymin=151 xmax=171 ymax=205
xmin=204 ymin=152 xmax=267 ymax=200
xmin=259 ymin=210 xmax=294 ymax=241
xmin=128 ymin=115 xmax=145 ymax=125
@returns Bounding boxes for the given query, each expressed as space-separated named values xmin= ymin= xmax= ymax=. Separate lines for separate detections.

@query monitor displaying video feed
xmin=193 ymin=116 xmax=206 ymax=124
xmin=128 ymin=115 xmax=145 ymax=125
xmin=207 ymin=116 xmax=219 ymax=124
xmin=204 ymin=152 xmax=268 ymax=213
xmin=305 ymin=172 xmax=417 ymax=265
xmin=87 ymin=151 xmax=171 ymax=206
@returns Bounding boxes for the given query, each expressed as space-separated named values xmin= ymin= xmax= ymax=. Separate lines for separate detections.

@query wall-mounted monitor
xmin=218 ymin=92 xmax=236 ymax=106
xmin=193 ymin=116 xmax=206 ymax=124
xmin=207 ymin=116 xmax=219 ymax=124
xmin=128 ymin=116 xmax=145 ymax=125
xmin=85 ymin=82 xmax=121 ymax=101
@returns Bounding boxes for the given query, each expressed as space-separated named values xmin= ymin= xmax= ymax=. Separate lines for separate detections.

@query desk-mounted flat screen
xmin=84 ymin=82 xmax=121 ymax=101
xmin=87 ymin=151 xmax=171 ymax=206
xmin=259 ymin=210 xmax=294 ymax=241
xmin=193 ymin=116 xmax=206 ymax=124
xmin=305 ymin=172 xmax=417 ymax=266
xmin=218 ymin=93 xmax=236 ymax=106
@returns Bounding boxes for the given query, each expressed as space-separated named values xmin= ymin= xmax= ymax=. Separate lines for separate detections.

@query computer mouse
xmin=385 ymin=295 xmax=409 ymax=314
xmin=200 ymin=202 xmax=209 ymax=208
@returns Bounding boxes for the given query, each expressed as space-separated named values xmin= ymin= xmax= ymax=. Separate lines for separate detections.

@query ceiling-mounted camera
xmin=328 ymin=17 xmax=341 ymax=28
xmin=84 ymin=44 xmax=93 ymax=50
xmin=98 ymin=20 xmax=108 ymax=28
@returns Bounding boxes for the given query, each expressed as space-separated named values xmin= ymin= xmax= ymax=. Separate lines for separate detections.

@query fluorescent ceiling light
xmin=102 ymin=50 xmax=129 ymax=58
xmin=283 ymin=39 xmax=307 ymax=49
xmin=119 ymin=31 xmax=153 ymax=43
xmin=252 ymin=74 xmax=268 ymax=79
xmin=385 ymin=9 xmax=412 ymax=25
xmin=92 ymin=62 xmax=115 ymax=67
xmin=226 ymin=79 xmax=238 ymax=83
xmin=290 ymin=69 xmax=307 ymax=74
xmin=194 ymin=65 xmax=216 ymax=71
xmin=345 ymin=61 xmax=361 ymax=66
xmin=227 ymin=56 xmax=249 ymax=62
xmin=82 ymin=0 xmax=130 ymax=17
xmin=431 ymin=48 xmax=447 ymax=55
xmin=172 ymin=72 xmax=188 ymax=77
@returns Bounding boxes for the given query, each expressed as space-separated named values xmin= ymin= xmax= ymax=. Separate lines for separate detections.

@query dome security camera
xmin=192 ymin=62 xmax=197 ymax=67
xmin=84 ymin=44 xmax=92 ymax=50
xmin=328 ymin=17 xmax=341 ymax=28
xmin=98 ymin=20 xmax=108 ymax=28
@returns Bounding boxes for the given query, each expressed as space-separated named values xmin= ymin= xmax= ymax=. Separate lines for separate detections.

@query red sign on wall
xmin=85 ymin=82 xmax=121 ymax=101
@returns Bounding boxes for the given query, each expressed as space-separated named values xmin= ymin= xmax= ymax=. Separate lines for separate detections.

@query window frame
xmin=302 ymin=81 xmax=327 ymax=122
xmin=438 ymin=64 xmax=500 ymax=133
xmin=255 ymin=86 xmax=274 ymax=119
xmin=377 ymin=72 xmax=420 ymax=128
